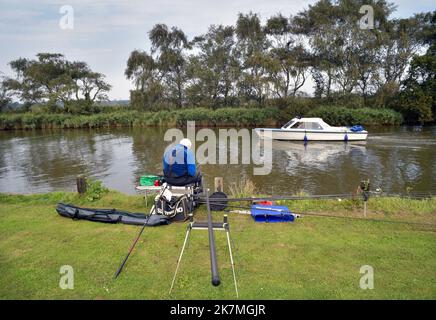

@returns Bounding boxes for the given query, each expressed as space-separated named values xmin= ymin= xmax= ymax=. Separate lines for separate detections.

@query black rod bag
xmin=56 ymin=203 xmax=170 ymax=226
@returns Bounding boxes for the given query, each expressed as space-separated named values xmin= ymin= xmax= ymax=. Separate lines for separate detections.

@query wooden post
xmin=214 ymin=177 xmax=223 ymax=193
xmin=76 ymin=175 xmax=87 ymax=195
xmin=363 ymin=201 xmax=367 ymax=218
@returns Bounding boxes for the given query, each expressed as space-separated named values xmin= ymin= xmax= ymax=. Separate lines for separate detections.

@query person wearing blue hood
xmin=163 ymin=138 xmax=202 ymax=186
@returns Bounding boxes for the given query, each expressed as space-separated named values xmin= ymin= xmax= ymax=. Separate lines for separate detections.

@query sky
xmin=0 ymin=0 xmax=434 ymax=100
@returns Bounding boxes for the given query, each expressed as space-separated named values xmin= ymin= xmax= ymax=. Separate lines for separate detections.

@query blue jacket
xmin=163 ymin=144 xmax=196 ymax=178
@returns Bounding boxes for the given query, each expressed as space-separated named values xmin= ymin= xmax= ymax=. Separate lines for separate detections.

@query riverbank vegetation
xmin=0 ymin=108 xmax=275 ymax=129
xmin=0 ymin=1 xmax=435 ymax=127
xmin=307 ymin=106 xmax=404 ymax=126
xmin=0 ymin=191 xmax=435 ymax=299
xmin=0 ymin=106 xmax=406 ymax=129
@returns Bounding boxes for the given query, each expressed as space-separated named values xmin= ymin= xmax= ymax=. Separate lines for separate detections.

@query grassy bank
xmin=0 ymin=191 xmax=435 ymax=299
xmin=0 ymin=106 xmax=404 ymax=130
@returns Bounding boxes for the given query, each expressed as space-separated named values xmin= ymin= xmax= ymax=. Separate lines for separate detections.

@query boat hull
xmin=255 ymin=128 xmax=368 ymax=141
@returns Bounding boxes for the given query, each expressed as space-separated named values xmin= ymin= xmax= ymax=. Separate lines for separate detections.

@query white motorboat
xmin=255 ymin=117 xmax=368 ymax=141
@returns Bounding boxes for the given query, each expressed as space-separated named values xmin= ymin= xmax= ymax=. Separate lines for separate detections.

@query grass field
xmin=0 ymin=191 xmax=435 ymax=299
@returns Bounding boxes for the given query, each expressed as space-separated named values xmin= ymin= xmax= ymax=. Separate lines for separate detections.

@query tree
xmin=149 ymin=24 xmax=189 ymax=107
xmin=7 ymin=57 xmax=46 ymax=108
xmin=374 ymin=12 xmax=429 ymax=106
xmin=7 ymin=53 xmax=111 ymax=113
xmin=293 ymin=0 xmax=394 ymax=100
xmin=121 ymin=4 xmax=433 ymax=122
xmin=70 ymin=62 xmax=111 ymax=103
xmin=0 ymin=74 xmax=13 ymax=112
xmin=395 ymin=21 xmax=435 ymax=123
xmin=293 ymin=0 xmax=339 ymax=98
xmin=125 ymin=50 xmax=163 ymax=110
xmin=265 ymin=14 xmax=311 ymax=99
xmin=236 ymin=12 xmax=270 ymax=104
xmin=187 ymin=25 xmax=239 ymax=108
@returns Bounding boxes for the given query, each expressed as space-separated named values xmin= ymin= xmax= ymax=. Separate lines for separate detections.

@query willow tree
xmin=149 ymin=24 xmax=189 ymax=107
xmin=235 ymin=12 xmax=270 ymax=104
xmin=293 ymin=0 xmax=339 ymax=98
xmin=265 ymin=14 xmax=311 ymax=99
xmin=125 ymin=50 xmax=164 ymax=110
xmin=293 ymin=0 xmax=394 ymax=100
xmin=187 ymin=25 xmax=239 ymax=108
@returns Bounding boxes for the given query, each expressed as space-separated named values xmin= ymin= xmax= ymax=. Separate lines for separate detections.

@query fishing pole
xmin=199 ymin=193 xmax=357 ymax=203
xmin=114 ymin=183 xmax=171 ymax=279
xmin=199 ymin=192 xmax=435 ymax=204
xmin=113 ymin=208 xmax=153 ymax=279
xmin=211 ymin=203 xmax=436 ymax=229
xmin=205 ymin=188 xmax=221 ymax=286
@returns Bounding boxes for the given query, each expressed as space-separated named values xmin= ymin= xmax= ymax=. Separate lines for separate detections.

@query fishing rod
xmin=205 ymin=188 xmax=221 ymax=286
xmin=211 ymin=203 xmax=436 ymax=228
xmin=199 ymin=193 xmax=357 ymax=203
xmin=113 ymin=184 xmax=171 ymax=279
xmin=114 ymin=210 xmax=153 ymax=278
xmin=199 ymin=191 xmax=436 ymax=204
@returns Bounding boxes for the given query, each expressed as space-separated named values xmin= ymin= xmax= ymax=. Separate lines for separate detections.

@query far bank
xmin=0 ymin=106 xmax=404 ymax=130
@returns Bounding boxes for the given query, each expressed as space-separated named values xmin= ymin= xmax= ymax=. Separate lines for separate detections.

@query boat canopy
xmin=281 ymin=118 xmax=332 ymax=130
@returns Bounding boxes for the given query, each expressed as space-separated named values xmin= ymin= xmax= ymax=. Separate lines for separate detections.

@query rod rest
xmin=191 ymin=221 xmax=226 ymax=230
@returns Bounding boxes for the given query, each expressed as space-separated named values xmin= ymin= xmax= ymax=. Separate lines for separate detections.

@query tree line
xmin=124 ymin=0 xmax=434 ymax=123
xmin=0 ymin=0 xmax=434 ymax=123
xmin=0 ymin=53 xmax=111 ymax=114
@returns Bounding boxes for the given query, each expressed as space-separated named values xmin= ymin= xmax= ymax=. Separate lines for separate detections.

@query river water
xmin=0 ymin=126 xmax=435 ymax=196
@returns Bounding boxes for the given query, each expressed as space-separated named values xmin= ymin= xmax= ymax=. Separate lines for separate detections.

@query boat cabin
xmin=281 ymin=118 xmax=332 ymax=130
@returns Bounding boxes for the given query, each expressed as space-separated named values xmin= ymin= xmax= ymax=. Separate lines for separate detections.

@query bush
xmin=85 ymin=178 xmax=109 ymax=202
xmin=307 ymin=106 xmax=403 ymax=126
xmin=175 ymin=107 xmax=277 ymax=127
xmin=0 ymin=105 xmax=405 ymax=130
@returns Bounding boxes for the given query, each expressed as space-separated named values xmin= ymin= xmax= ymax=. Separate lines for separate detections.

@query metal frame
xmin=136 ymin=183 xmax=199 ymax=206
xmin=169 ymin=213 xmax=239 ymax=298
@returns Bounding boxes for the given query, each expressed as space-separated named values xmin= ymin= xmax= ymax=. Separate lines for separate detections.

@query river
xmin=0 ymin=126 xmax=435 ymax=196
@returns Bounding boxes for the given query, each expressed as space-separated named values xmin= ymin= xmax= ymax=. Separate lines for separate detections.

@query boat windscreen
xmin=282 ymin=120 xmax=295 ymax=129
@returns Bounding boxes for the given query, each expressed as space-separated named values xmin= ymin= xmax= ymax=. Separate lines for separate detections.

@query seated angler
xmin=163 ymin=138 xmax=202 ymax=186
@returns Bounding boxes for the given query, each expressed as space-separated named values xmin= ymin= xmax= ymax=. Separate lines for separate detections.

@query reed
xmin=0 ymin=108 xmax=278 ymax=130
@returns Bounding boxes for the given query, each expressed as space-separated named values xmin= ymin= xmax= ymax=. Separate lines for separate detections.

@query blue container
xmin=250 ymin=205 xmax=295 ymax=223
xmin=350 ymin=125 xmax=364 ymax=132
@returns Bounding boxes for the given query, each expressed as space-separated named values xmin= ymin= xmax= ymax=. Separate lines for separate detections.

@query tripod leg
xmin=226 ymin=227 xmax=239 ymax=298
xmin=169 ymin=226 xmax=191 ymax=295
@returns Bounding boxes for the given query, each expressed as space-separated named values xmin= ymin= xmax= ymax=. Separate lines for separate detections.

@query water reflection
xmin=272 ymin=141 xmax=366 ymax=174
xmin=0 ymin=126 xmax=434 ymax=195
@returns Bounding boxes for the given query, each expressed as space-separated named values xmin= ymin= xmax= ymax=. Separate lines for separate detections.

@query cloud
xmin=0 ymin=0 xmax=432 ymax=99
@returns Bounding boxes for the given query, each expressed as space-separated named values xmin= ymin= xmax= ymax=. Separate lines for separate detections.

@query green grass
xmin=0 ymin=191 xmax=435 ymax=299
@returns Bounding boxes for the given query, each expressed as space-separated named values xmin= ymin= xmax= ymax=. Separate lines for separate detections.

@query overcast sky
xmin=0 ymin=0 xmax=434 ymax=100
